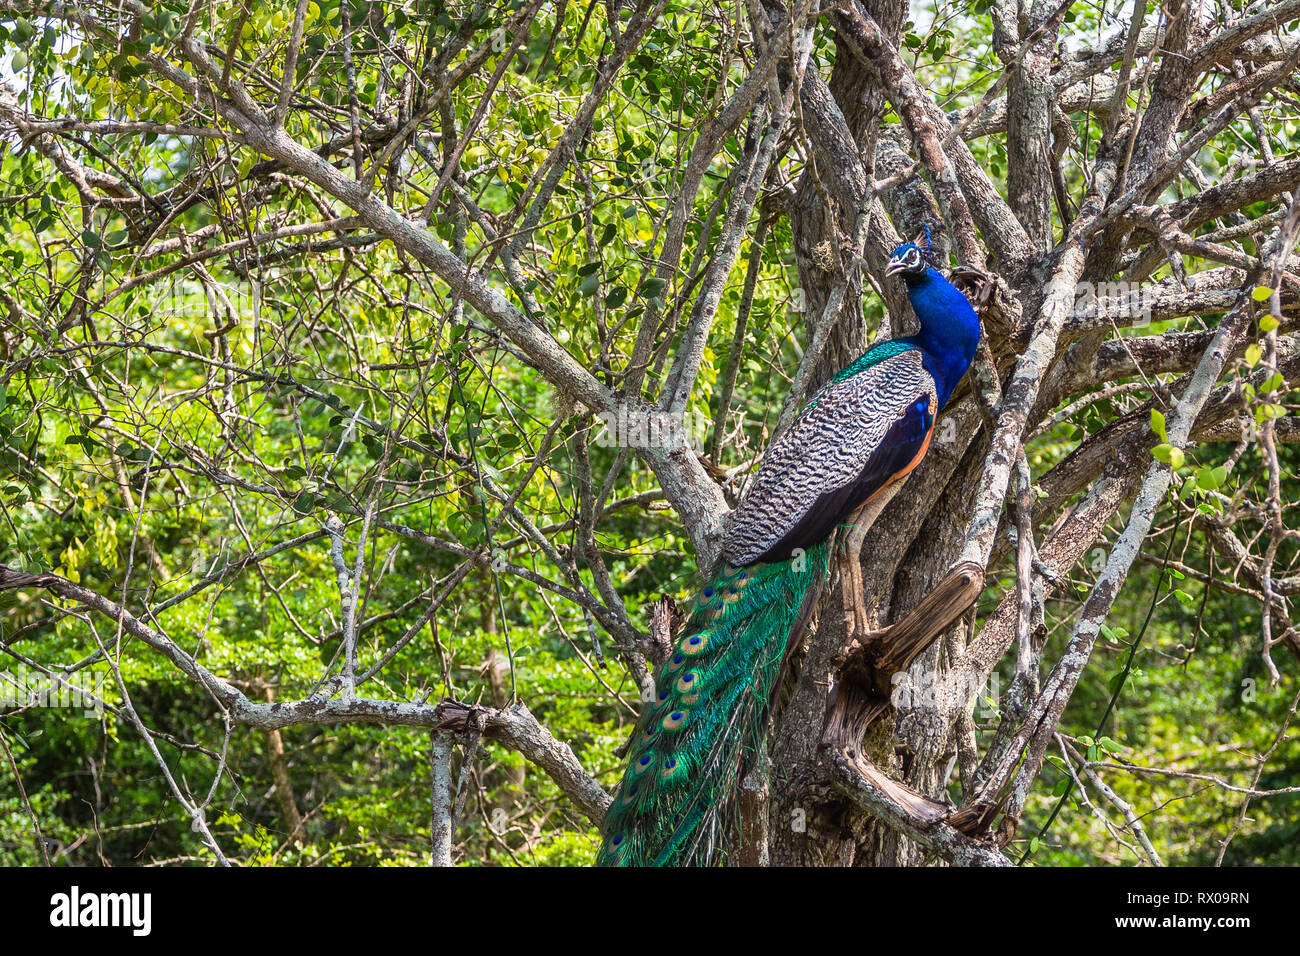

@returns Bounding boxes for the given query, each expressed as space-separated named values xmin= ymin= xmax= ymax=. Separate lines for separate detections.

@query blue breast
xmin=899 ymin=267 xmax=981 ymax=408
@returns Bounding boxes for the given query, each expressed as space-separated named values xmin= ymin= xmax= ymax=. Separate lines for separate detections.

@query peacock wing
xmin=723 ymin=346 xmax=938 ymax=566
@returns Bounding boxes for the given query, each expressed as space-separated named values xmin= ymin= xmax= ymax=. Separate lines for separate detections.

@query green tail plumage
xmin=596 ymin=542 xmax=829 ymax=866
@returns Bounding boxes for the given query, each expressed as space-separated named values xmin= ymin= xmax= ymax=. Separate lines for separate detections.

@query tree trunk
xmin=769 ymin=0 xmax=981 ymax=867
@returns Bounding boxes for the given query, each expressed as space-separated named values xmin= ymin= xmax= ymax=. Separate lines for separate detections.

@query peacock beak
xmin=885 ymin=259 xmax=906 ymax=277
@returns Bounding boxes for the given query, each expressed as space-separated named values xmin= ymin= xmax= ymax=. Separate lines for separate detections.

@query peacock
xmin=596 ymin=228 xmax=982 ymax=866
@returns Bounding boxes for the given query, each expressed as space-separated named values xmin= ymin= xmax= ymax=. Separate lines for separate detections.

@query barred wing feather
xmin=723 ymin=347 xmax=938 ymax=566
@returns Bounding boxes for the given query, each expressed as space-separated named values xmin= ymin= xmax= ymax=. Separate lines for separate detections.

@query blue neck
xmin=898 ymin=267 xmax=981 ymax=409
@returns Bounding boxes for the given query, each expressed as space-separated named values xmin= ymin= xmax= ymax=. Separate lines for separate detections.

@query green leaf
xmin=1259 ymin=314 xmax=1279 ymax=333
xmin=1256 ymin=402 xmax=1286 ymax=423
xmin=11 ymin=49 xmax=28 ymax=71
xmin=1251 ymin=285 xmax=1273 ymax=302
xmin=1244 ymin=343 xmax=1262 ymax=366
xmin=1098 ymin=736 xmax=1122 ymax=754
xmin=640 ymin=277 xmax=666 ymax=297
xmin=1150 ymin=408 xmax=1167 ymax=442
xmin=1152 ymin=443 xmax=1184 ymax=469
xmin=1196 ymin=466 xmax=1222 ymax=490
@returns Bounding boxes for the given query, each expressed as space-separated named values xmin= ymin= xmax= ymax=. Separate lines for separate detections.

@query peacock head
xmin=885 ymin=225 xmax=935 ymax=280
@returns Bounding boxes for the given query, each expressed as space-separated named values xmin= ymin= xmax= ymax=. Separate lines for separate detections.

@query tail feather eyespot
xmin=661 ymin=709 xmax=688 ymax=731
xmin=681 ymin=633 xmax=709 ymax=656
xmin=602 ymin=832 xmax=630 ymax=862
xmin=659 ymin=755 xmax=690 ymax=784
xmin=598 ymin=832 xmax=634 ymax=868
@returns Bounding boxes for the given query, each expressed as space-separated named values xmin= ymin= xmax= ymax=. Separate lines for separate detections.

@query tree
xmin=0 ymin=0 xmax=1296 ymax=866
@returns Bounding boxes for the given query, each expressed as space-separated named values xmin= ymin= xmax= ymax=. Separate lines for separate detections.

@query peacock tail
xmin=596 ymin=542 xmax=828 ymax=867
